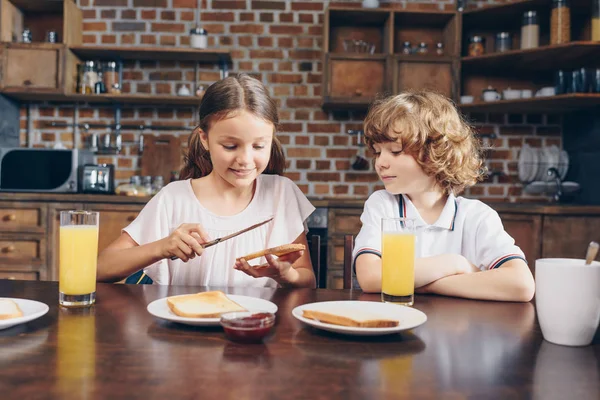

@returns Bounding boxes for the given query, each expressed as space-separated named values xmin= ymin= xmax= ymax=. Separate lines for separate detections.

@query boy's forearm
xmin=422 ymin=260 xmax=535 ymax=302
xmin=414 ymin=254 xmax=469 ymax=288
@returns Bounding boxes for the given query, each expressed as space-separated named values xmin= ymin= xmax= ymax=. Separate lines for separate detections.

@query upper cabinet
xmin=322 ymin=6 xmax=459 ymax=110
xmin=0 ymin=0 xmax=231 ymax=107
xmin=460 ymin=0 xmax=600 ymax=113
xmin=323 ymin=1 xmax=600 ymax=114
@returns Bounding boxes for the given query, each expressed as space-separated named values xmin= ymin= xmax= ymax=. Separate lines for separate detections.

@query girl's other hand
xmin=234 ymin=250 xmax=304 ymax=283
xmin=160 ymin=223 xmax=210 ymax=262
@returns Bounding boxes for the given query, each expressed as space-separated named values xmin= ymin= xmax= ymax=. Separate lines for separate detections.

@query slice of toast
xmin=166 ymin=291 xmax=246 ymax=318
xmin=302 ymin=307 xmax=399 ymax=328
xmin=0 ymin=299 xmax=24 ymax=320
xmin=238 ymin=243 xmax=306 ymax=262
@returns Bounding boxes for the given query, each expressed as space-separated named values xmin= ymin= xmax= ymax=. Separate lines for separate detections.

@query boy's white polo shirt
xmin=352 ymin=190 xmax=526 ymax=271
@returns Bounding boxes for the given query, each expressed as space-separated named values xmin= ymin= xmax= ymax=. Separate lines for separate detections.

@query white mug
xmin=482 ymin=91 xmax=501 ymax=102
xmin=460 ymin=95 xmax=474 ymax=104
xmin=521 ymin=89 xmax=532 ymax=98
xmin=535 ymin=258 xmax=600 ymax=346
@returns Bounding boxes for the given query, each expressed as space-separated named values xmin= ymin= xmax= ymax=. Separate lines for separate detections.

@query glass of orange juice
xmin=381 ymin=217 xmax=416 ymax=306
xmin=59 ymin=210 xmax=99 ymax=307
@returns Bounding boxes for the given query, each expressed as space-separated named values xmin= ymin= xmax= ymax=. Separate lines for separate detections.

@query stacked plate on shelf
xmin=517 ymin=144 xmax=579 ymax=196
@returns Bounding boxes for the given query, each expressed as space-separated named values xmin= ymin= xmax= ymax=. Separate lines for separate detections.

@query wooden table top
xmin=1 ymin=281 xmax=599 ymax=400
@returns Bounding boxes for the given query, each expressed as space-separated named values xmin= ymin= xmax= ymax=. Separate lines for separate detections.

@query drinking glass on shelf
xmin=381 ymin=218 xmax=417 ymax=306
xmin=59 ymin=211 xmax=100 ymax=308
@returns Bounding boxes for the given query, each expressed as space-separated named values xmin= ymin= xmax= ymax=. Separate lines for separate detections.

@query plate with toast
xmin=147 ymin=291 xmax=278 ymax=326
xmin=292 ymin=301 xmax=427 ymax=336
xmin=0 ymin=298 xmax=49 ymax=330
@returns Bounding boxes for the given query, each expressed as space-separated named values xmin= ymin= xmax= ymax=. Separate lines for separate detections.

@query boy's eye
xmin=253 ymin=145 xmax=265 ymax=150
xmin=392 ymin=150 xmax=403 ymax=155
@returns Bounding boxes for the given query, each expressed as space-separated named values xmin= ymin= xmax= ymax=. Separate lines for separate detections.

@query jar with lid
xmin=416 ymin=42 xmax=428 ymax=54
xmin=104 ymin=62 xmax=119 ymax=94
xmin=521 ymin=11 xmax=539 ymax=49
xmin=495 ymin=32 xmax=512 ymax=52
xmin=151 ymin=176 xmax=164 ymax=195
xmin=401 ymin=41 xmax=412 ymax=55
xmin=190 ymin=27 xmax=208 ymax=49
xmin=142 ymin=176 xmax=152 ymax=196
xmin=435 ymin=42 xmax=444 ymax=55
xmin=592 ymin=1 xmax=600 ymax=41
xmin=22 ymin=28 xmax=32 ymax=43
xmin=80 ymin=61 xmax=99 ymax=95
xmin=551 ymin=0 xmax=571 ymax=45
xmin=468 ymin=35 xmax=485 ymax=57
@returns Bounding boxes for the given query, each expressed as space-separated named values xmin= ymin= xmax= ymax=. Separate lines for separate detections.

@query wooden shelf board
xmin=395 ymin=54 xmax=455 ymax=63
xmin=461 ymin=42 xmax=600 ymax=72
xmin=459 ymin=94 xmax=600 ymax=113
xmin=322 ymin=97 xmax=374 ymax=110
xmin=328 ymin=53 xmax=388 ymax=60
xmin=69 ymin=45 xmax=232 ymax=63
xmin=0 ymin=91 xmax=202 ymax=107
xmin=8 ymin=0 xmax=63 ymax=12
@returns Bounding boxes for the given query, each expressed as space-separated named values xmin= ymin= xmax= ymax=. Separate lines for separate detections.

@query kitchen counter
xmin=2 ymin=192 xmax=600 ymax=215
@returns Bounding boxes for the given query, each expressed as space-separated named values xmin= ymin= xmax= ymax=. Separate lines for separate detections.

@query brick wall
xmin=20 ymin=0 xmax=559 ymax=202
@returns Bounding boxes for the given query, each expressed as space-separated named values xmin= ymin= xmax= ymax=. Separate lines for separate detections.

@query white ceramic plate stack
xmin=518 ymin=144 xmax=538 ymax=183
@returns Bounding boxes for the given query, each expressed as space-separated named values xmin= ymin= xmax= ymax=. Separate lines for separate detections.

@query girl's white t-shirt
xmin=123 ymin=174 xmax=315 ymax=287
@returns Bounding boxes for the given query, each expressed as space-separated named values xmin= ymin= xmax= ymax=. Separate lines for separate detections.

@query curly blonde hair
xmin=363 ymin=91 xmax=485 ymax=195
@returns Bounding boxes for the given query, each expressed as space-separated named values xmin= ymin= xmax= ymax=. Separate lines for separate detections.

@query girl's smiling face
xmin=373 ymin=141 xmax=437 ymax=195
xmin=200 ymin=110 xmax=274 ymax=188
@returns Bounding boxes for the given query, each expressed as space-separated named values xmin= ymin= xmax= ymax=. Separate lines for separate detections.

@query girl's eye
xmin=223 ymin=145 xmax=236 ymax=150
xmin=373 ymin=152 xmax=381 ymax=157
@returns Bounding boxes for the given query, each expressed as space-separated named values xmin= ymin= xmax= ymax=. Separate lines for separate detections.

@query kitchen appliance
xmin=0 ymin=148 xmax=93 ymax=192
xmin=80 ymin=164 xmax=115 ymax=194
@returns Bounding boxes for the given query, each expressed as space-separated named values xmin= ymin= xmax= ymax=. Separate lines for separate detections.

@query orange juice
xmin=382 ymin=232 xmax=415 ymax=303
xmin=59 ymin=225 xmax=99 ymax=295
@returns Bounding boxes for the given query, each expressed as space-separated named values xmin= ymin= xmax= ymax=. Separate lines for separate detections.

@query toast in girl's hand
xmin=166 ymin=291 xmax=246 ymax=318
xmin=0 ymin=299 xmax=24 ymax=320
xmin=302 ymin=307 xmax=399 ymax=328
xmin=237 ymin=243 xmax=306 ymax=262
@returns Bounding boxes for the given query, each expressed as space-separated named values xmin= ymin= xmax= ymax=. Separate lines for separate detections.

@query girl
xmin=97 ymin=74 xmax=316 ymax=288
xmin=354 ymin=91 xmax=535 ymax=302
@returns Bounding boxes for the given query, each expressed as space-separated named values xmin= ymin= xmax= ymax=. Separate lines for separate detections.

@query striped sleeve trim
xmin=352 ymin=247 xmax=382 ymax=274
xmin=488 ymin=254 xmax=527 ymax=270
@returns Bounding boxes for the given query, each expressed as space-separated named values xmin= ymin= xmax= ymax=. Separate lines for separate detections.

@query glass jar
xmin=521 ymin=11 xmax=539 ymax=49
xmin=22 ymin=28 xmax=32 ymax=43
xmin=142 ymin=176 xmax=152 ymax=196
xmin=468 ymin=35 xmax=485 ymax=57
xmin=416 ymin=42 xmax=428 ymax=54
xmin=104 ymin=62 xmax=119 ymax=94
xmin=435 ymin=42 xmax=444 ymax=55
xmin=401 ymin=41 xmax=412 ymax=55
xmin=151 ymin=176 xmax=164 ymax=195
xmin=495 ymin=32 xmax=512 ymax=52
xmin=593 ymin=1 xmax=600 ymax=41
xmin=551 ymin=0 xmax=571 ymax=45
xmin=80 ymin=61 xmax=99 ymax=95
xmin=190 ymin=27 xmax=208 ymax=49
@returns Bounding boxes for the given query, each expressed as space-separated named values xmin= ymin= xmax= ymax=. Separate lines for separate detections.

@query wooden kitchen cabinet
xmin=498 ymin=212 xmax=542 ymax=275
xmin=541 ymin=215 xmax=600 ymax=259
xmin=83 ymin=204 xmax=143 ymax=254
xmin=0 ymin=43 xmax=78 ymax=93
xmin=327 ymin=207 xmax=362 ymax=289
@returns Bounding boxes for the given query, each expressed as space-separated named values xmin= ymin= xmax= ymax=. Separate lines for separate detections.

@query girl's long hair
xmin=180 ymin=74 xmax=285 ymax=179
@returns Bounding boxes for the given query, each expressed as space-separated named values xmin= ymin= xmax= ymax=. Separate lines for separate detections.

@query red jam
xmin=220 ymin=311 xmax=275 ymax=343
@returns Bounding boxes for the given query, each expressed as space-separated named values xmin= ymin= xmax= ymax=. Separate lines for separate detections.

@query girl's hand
xmin=160 ymin=223 xmax=210 ymax=262
xmin=234 ymin=250 xmax=304 ymax=284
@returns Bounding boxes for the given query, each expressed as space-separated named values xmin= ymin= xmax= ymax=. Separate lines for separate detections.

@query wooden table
xmin=1 ymin=281 xmax=599 ymax=399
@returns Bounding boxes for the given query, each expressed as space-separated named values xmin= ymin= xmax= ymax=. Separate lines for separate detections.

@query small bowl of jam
xmin=220 ymin=311 xmax=276 ymax=343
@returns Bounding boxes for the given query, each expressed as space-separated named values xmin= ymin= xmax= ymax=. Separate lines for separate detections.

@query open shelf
xmin=462 ymin=42 xmax=600 ymax=72
xmin=322 ymin=96 xmax=375 ymax=111
xmin=459 ymin=94 xmax=600 ymax=113
xmin=0 ymin=91 xmax=202 ymax=107
xmin=463 ymin=0 xmax=549 ymax=30
xmin=69 ymin=45 xmax=232 ymax=63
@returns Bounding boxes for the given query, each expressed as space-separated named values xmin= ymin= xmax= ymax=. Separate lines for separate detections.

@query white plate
xmin=292 ymin=300 xmax=427 ymax=336
xmin=147 ymin=294 xmax=278 ymax=326
xmin=0 ymin=298 xmax=49 ymax=331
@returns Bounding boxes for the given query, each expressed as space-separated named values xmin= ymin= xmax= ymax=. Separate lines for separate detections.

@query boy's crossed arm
xmin=356 ymin=254 xmax=534 ymax=302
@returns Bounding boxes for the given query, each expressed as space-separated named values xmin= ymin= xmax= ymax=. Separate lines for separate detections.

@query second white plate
xmin=0 ymin=298 xmax=50 ymax=331
xmin=292 ymin=300 xmax=427 ymax=336
xmin=147 ymin=294 xmax=278 ymax=326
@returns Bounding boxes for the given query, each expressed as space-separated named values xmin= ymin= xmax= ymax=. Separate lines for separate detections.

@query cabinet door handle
xmin=354 ymin=89 xmax=363 ymax=96
xmin=2 ymin=245 xmax=15 ymax=253
xmin=8 ymin=276 xmax=16 ymax=280
xmin=3 ymin=214 xmax=16 ymax=222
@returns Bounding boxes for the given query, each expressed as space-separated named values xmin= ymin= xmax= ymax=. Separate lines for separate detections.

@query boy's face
xmin=200 ymin=110 xmax=273 ymax=189
xmin=373 ymin=141 xmax=437 ymax=195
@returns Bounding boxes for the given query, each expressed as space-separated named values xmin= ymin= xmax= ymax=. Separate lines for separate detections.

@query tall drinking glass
xmin=59 ymin=210 xmax=99 ymax=307
xmin=381 ymin=217 xmax=416 ymax=306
